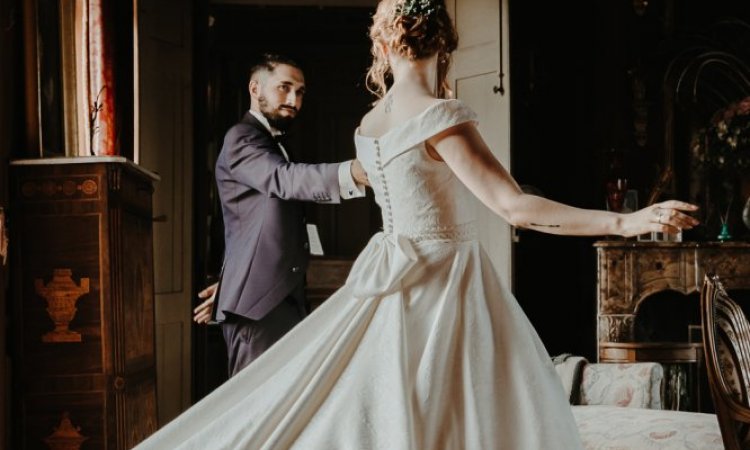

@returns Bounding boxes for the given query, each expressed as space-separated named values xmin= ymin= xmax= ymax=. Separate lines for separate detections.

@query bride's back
xmin=354 ymin=96 xmax=479 ymax=239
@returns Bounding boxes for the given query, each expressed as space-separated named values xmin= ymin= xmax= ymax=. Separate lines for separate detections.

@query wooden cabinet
xmin=305 ymin=258 xmax=354 ymax=311
xmin=10 ymin=157 xmax=159 ymax=450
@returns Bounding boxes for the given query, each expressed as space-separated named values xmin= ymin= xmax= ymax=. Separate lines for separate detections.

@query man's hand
xmin=194 ymin=283 xmax=218 ymax=324
xmin=350 ymin=159 xmax=370 ymax=187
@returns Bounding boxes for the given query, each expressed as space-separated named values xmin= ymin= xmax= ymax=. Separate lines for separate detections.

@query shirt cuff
xmin=338 ymin=160 xmax=366 ymax=200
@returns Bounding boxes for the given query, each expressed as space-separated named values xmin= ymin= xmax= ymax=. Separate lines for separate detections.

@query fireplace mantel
xmin=595 ymin=241 xmax=750 ymax=345
xmin=595 ymin=240 xmax=750 ymax=411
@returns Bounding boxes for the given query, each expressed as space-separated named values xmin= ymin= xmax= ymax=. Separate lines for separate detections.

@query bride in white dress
xmin=136 ymin=1 xmax=698 ymax=448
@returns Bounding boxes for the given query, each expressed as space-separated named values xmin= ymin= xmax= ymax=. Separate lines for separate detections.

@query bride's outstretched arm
xmin=430 ymin=123 xmax=699 ymax=237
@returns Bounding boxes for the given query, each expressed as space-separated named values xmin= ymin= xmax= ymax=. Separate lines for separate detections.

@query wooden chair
xmin=701 ymin=274 xmax=750 ymax=450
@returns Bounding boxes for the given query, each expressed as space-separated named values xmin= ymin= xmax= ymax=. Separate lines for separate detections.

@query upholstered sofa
xmin=553 ymin=356 xmax=724 ymax=450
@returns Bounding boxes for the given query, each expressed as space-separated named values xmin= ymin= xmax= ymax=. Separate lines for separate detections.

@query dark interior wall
xmin=0 ymin=0 xmax=22 ymax=446
xmin=113 ymin=0 xmax=134 ymax=159
xmin=510 ymin=0 xmax=749 ymax=359
xmin=510 ymin=0 xmax=603 ymax=359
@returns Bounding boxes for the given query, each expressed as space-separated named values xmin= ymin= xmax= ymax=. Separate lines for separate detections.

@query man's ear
xmin=248 ymin=79 xmax=259 ymax=99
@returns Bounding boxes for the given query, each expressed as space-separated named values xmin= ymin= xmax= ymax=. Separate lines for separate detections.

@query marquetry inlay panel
xmin=20 ymin=175 xmax=101 ymax=201
xmin=42 ymin=412 xmax=88 ymax=450
xmin=35 ymin=269 xmax=89 ymax=343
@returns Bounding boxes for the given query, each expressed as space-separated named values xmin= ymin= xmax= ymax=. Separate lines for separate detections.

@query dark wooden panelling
xmin=1 ymin=0 xmax=23 ymax=446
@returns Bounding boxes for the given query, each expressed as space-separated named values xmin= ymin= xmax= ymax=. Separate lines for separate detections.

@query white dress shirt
xmin=249 ymin=109 xmax=365 ymax=200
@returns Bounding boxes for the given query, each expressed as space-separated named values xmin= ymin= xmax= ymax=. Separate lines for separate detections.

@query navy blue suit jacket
xmin=214 ymin=112 xmax=342 ymax=320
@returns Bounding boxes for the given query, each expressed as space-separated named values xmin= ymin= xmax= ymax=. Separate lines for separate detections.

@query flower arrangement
xmin=666 ymin=19 xmax=750 ymax=239
xmin=692 ymin=96 xmax=750 ymax=239
xmin=693 ymin=96 xmax=750 ymax=176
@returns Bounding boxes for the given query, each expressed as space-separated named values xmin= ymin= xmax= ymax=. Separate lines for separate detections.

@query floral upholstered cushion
xmin=579 ymin=362 xmax=663 ymax=409
xmin=573 ymin=405 xmax=723 ymax=450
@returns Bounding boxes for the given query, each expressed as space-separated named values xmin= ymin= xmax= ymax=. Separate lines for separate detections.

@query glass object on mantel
xmin=606 ymin=178 xmax=628 ymax=213
xmin=639 ymin=229 xmax=683 ymax=243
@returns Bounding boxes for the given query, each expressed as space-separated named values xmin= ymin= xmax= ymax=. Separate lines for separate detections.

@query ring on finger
xmin=654 ymin=207 xmax=663 ymax=224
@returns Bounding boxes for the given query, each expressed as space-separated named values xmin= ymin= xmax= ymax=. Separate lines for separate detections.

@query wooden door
xmin=448 ymin=0 xmax=512 ymax=284
xmin=136 ymin=0 xmax=194 ymax=425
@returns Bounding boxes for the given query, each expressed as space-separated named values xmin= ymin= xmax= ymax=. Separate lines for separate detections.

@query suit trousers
xmin=221 ymin=295 xmax=306 ymax=377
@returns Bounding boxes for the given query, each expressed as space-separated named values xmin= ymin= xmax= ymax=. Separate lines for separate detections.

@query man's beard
xmin=258 ymin=96 xmax=296 ymax=132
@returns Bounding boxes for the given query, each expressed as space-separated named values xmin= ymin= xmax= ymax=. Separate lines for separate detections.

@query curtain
xmin=76 ymin=0 xmax=117 ymax=156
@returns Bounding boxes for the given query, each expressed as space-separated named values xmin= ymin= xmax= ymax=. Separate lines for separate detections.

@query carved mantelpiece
xmin=596 ymin=240 xmax=750 ymax=411
xmin=596 ymin=241 xmax=750 ymax=344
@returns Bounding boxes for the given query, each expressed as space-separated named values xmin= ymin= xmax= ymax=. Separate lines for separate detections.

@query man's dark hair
xmin=248 ymin=54 xmax=303 ymax=83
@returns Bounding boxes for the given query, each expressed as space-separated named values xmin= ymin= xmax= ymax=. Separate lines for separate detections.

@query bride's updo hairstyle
xmin=366 ymin=0 xmax=458 ymax=99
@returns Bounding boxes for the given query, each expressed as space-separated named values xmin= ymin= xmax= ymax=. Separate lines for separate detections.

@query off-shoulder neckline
xmin=354 ymin=99 xmax=460 ymax=141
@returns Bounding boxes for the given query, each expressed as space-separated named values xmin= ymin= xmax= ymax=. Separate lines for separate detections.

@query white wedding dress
xmin=136 ymin=100 xmax=584 ymax=450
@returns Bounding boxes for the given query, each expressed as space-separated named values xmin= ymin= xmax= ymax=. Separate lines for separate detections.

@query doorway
xmin=192 ymin=3 xmax=379 ymax=401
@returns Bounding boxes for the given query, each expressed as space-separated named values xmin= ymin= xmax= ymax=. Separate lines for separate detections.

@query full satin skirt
xmin=136 ymin=234 xmax=583 ymax=450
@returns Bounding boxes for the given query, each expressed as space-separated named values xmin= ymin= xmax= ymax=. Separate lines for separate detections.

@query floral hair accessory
xmin=396 ymin=0 xmax=443 ymax=18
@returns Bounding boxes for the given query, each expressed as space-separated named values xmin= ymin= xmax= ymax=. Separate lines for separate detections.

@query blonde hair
xmin=366 ymin=0 xmax=458 ymax=99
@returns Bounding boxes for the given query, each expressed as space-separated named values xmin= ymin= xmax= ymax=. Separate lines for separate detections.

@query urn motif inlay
xmin=35 ymin=269 xmax=90 ymax=343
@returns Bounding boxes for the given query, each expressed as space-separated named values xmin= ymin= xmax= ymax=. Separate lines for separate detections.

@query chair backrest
xmin=701 ymin=274 xmax=750 ymax=450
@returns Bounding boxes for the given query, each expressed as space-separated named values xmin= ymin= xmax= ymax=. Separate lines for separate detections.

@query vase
xmin=718 ymin=223 xmax=732 ymax=241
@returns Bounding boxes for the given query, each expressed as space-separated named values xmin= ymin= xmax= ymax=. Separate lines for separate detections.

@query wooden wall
xmin=0 ymin=0 xmax=22 ymax=446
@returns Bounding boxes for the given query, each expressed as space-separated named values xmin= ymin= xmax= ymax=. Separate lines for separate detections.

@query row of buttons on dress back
xmin=374 ymin=139 xmax=394 ymax=234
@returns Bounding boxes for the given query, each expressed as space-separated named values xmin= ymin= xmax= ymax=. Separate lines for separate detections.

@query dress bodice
xmin=355 ymin=99 xmax=478 ymax=241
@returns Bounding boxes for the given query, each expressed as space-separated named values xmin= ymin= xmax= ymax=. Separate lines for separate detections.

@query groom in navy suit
xmin=196 ymin=54 xmax=368 ymax=376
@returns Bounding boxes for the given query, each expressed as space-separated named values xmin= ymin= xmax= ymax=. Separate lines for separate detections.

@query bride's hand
xmin=619 ymin=200 xmax=699 ymax=237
